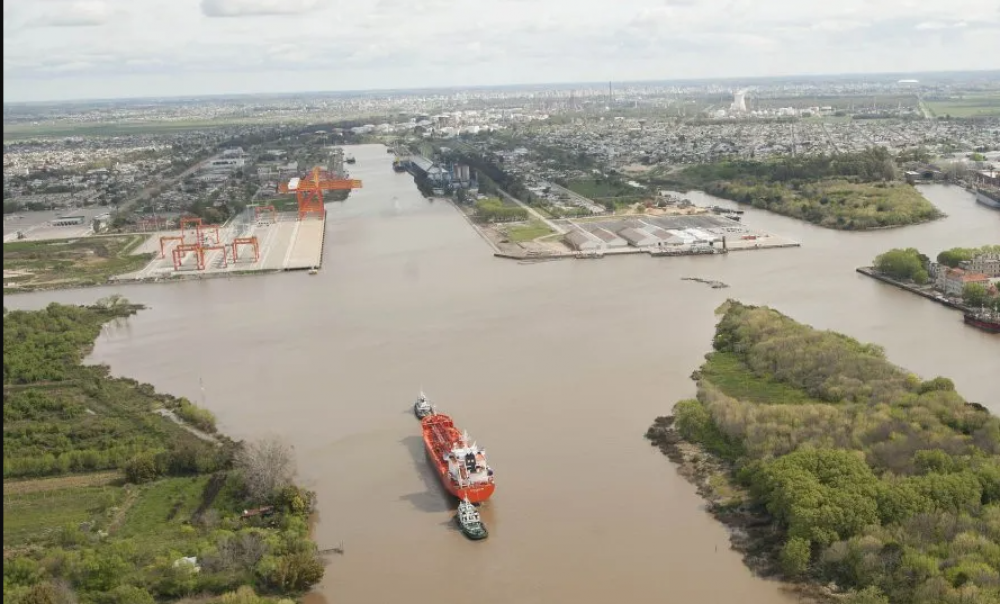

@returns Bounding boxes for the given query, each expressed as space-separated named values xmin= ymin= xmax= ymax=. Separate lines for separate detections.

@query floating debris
xmin=682 ymin=277 xmax=730 ymax=289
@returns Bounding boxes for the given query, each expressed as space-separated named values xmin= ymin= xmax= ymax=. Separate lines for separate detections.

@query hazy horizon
xmin=4 ymin=68 xmax=1000 ymax=107
xmin=4 ymin=0 xmax=1000 ymax=104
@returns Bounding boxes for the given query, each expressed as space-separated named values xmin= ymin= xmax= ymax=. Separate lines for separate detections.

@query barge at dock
xmin=964 ymin=308 xmax=1000 ymax=333
xmin=421 ymin=413 xmax=495 ymax=504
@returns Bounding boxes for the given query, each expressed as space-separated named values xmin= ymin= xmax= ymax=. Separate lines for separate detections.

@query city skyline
xmin=4 ymin=0 xmax=1000 ymax=103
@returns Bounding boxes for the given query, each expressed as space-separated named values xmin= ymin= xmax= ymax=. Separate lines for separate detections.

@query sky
xmin=3 ymin=0 xmax=1000 ymax=103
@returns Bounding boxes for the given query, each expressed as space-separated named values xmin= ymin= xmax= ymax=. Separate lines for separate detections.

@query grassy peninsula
xmin=646 ymin=301 xmax=1000 ymax=604
xmin=3 ymin=300 xmax=323 ymax=604
xmin=3 ymin=235 xmax=153 ymax=294
xmin=664 ymin=148 xmax=943 ymax=230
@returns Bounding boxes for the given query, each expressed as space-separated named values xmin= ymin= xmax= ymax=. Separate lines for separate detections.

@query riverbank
xmin=5 ymin=267 xmax=285 ymax=296
xmin=2 ymin=302 xmax=325 ymax=603
xmin=646 ymin=300 xmax=1000 ymax=604
xmin=856 ymin=266 xmax=969 ymax=312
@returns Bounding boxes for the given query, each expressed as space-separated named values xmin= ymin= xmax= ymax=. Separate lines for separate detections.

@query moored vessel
xmin=976 ymin=190 xmax=1000 ymax=210
xmin=413 ymin=391 xmax=434 ymax=419
xmin=964 ymin=308 xmax=1000 ymax=333
xmin=421 ymin=413 xmax=495 ymax=503
xmin=455 ymin=497 xmax=488 ymax=540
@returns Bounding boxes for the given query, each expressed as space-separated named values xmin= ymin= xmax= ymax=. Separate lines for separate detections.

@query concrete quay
xmin=856 ymin=267 xmax=969 ymax=312
xmin=114 ymin=212 xmax=325 ymax=283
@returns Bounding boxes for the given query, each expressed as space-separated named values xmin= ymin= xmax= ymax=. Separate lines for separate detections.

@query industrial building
xmin=617 ymin=227 xmax=660 ymax=248
xmin=565 ymin=228 xmax=604 ymax=252
xmin=407 ymin=155 xmax=478 ymax=193
xmin=562 ymin=214 xmax=752 ymax=252
xmin=584 ymin=226 xmax=628 ymax=248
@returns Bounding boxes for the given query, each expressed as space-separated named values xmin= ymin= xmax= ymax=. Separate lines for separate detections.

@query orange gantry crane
xmin=278 ymin=166 xmax=362 ymax=221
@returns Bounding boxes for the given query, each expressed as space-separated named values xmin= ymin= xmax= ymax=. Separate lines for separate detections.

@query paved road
xmin=496 ymin=189 xmax=566 ymax=234
xmin=120 ymin=152 xmax=219 ymax=213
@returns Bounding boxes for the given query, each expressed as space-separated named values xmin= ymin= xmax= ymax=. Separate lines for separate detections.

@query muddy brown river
xmin=8 ymin=144 xmax=998 ymax=603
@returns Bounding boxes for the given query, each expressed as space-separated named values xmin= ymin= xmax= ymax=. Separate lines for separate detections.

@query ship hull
xmin=964 ymin=314 xmax=1000 ymax=333
xmin=976 ymin=191 xmax=1000 ymax=210
xmin=421 ymin=415 xmax=496 ymax=504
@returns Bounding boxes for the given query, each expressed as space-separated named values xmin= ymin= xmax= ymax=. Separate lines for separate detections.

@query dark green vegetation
xmin=3 ymin=235 xmax=152 ymax=294
xmin=646 ymin=301 xmax=1000 ymax=604
xmin=872 ymin=246 xmax=1000 ymax=310
xmin=872 ymin=248 xmax=932 ymax=284
xmin=662 ymin=148 xmax=942 ymax=230
xmin=3 ymin=302 xmax=324 ymax=603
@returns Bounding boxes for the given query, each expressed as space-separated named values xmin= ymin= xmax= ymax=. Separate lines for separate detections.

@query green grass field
xmin=504 ymin=221 xmax=554 ymax=242
xmin=700 ymin=352 xmax=822 ymax=405
xmin=3 ymin=234 xmax=152 ymax=293
xmin=924 ymin=93 xmax=1000 ymax=118
xmin=3 ymin=485 xmax=125 ymax=546
xmin=118 ymin=476 xmax=210 ymax=548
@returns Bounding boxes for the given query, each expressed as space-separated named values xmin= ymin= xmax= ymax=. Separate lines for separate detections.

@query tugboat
xmin=413 ymin=392 xmax=434 ymax=419
xmin=455 ymin=497 xmax=488 ymax=540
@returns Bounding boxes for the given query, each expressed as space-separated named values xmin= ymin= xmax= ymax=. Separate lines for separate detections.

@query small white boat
xmin=308 ymin=267 xmax=319 ymax=275
xmin=413 ymin=392 xmax=434 ymax=419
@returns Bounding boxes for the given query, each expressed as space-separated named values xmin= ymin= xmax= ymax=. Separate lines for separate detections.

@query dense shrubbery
xmin=3 ymin=304 xmax=325 ymax=604
xmin=3 ymin=304 xmax=225 ymax=479
xmin=670 ymin=148 xmax=943 ymax=230
xmin=655 ymin=301 xmax=1000 ymax=604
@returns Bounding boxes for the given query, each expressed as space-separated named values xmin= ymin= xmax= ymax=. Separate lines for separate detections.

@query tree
xmin=780 ymin=538 xmax=812 ymax=577
xmin=236 ymin=438 xmax=296 ymax=503
xmin=962 ymin=282 xmax=989 ymax=308
xmin=843 ymin=586 xmax=890 ymax=604
xmin=124 ymin=454 xmax=159 ymax=484
xmin=873 ymin=248 xmax=926 ymax=282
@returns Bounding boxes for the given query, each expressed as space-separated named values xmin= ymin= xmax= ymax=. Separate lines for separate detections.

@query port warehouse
xmin=562 ymin=215 xmax=753 ymax=252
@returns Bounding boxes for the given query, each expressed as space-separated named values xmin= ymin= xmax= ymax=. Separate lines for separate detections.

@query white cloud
xmin=2 ymin=0 xmax=999 ymax=102
xmin=201 ymin=0 xmax=329 ymax=17
xmin=26 ymin=0 xmax=117 ymax=28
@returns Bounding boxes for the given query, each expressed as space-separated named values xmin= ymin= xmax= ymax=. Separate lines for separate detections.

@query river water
xmin=7 ymin=145 xmax=998 ymax=604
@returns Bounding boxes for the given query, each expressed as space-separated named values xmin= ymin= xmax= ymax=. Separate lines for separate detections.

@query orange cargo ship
xmin=421 ymin=413 xmax=495 ymax=504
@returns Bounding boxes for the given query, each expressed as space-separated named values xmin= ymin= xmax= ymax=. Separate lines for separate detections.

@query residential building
xmin=961 ymin=253 xmax=1000 ymax=278
xmin=940 ymin=268 xmax=991 ymax=297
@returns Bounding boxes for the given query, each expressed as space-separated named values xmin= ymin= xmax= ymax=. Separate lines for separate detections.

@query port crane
xmin=278 ymin=166 xmax=362 ymax=221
